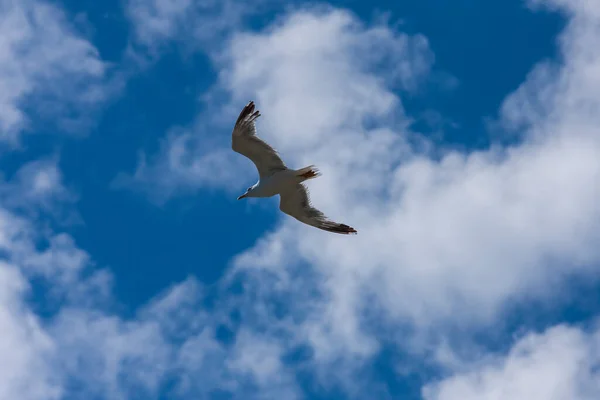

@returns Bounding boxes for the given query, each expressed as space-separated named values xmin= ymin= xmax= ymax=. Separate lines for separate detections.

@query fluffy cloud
xmin=0 ymin=0 xmax=115 ymax=145
xmin=0 ymin=262 xmax=60 ymax=400
xmin=0 ymin=161 xmax=75 ymax=400
xmin=0 ymin=158 xmax=79 ymax=222
xmin=423 ymin=324 xmax=600 ymax=400
xmin=0 ymin=1 xmax=299 ymax=397
xmin=0 ymin=160 xmax=298 ymax=399
xmin=3 ymin=0 xmax=600 ymax=399
xmin=121 ymin=0 xmax=600 ymax=374
xmin=0 ymin=160 xmax=156 ymax=399
xmin=118 ymin=8 xmax=433 ymax=203
xmin=222 ymin=1 xmax=600 ymax=353
xmin=125 ymin=0 xmax=272 ymax=56
xmin=111 ymin=133 xmax=249 ymax=204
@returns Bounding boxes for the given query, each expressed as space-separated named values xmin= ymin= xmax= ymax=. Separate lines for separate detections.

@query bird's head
xmin=237 ymin=186 xmax=253 ymax=200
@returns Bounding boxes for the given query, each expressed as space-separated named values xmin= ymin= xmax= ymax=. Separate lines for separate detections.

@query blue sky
xmin=1 ymin=0 xmax=600 ymax=399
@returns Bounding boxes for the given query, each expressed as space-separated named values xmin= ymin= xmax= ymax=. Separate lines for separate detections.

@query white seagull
xmin=232 ymin=101 xmax=357 ymax=235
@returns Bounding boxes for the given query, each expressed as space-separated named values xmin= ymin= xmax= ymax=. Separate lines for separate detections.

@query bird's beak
xmin=237 ymin=193 xmax=247 ymax=200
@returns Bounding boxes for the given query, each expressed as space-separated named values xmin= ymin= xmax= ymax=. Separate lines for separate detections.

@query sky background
xmin=1 ymin=0 xmax=600 ymax=399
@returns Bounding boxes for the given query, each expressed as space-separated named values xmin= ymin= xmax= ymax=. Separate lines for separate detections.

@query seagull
xmin=232 ymin=101 xmax=357 ymax=235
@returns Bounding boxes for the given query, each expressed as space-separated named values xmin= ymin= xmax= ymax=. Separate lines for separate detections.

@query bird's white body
xmin=246 ymin=169 xmax=301 ymax=198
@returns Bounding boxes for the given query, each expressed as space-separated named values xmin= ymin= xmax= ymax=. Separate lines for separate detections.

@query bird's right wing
xmin=231 ymin=101 xmax=287 ymax=179
xmin=279 ymin=183 xmax=357 ymax=234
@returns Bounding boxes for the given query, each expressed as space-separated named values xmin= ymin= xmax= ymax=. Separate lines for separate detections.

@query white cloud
xmin=125 ymin=0 xmax=270 ymax=57
xmin=0 ymin=161 xmax=87 ymax=399
xmin=121 ymin=0 xmax=600 ymax=374
xmin=119 ymin=8 xmax=433 ymax=203
xmin=0 ymin=0 xmax=114 ymax=145
xmin=2 ymin=0 xmax=599 ymax=399
xmin=0 ymin=157 xmax=168 ymax=399
xmin=0 ymin=158 xmax=78 ymax=221
xmin=227 ymin=329 xmax=296 ymax=393
xmin=126 ymin=0 xmax=193 ymax=47
xmin=50 ymin=309 xmax=172 ymax=399
xmin=0 ymin=262 xmax=61 ymax=400
xmin=213 ymin=2 xmax=600 ymax=358
xmin=111 ymin=131 xmax=250 ymax=204
xmin=422 ymin=323 xmax=600 ymax=400
xmin=0 ymin=159 xmax=299 ymax=399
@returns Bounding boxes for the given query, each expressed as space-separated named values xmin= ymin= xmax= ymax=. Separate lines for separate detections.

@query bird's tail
xmin=296 ymin=165 xmax=321 ymax=181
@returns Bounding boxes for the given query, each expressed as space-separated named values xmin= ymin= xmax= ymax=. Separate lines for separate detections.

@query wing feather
xmin=279 ymin=184 xmax=357 ymax=235
xmin=232 ymin=101 xmax=287 ymax=178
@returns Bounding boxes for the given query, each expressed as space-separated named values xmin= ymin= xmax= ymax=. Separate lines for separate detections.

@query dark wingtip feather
xmin=325 ymin=224 xmax=357 ymax=235
xmin=235 ymin=100 xmax=260 ymax=126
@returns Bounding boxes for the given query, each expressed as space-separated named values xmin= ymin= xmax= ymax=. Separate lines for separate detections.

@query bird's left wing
xmin=279 ymin=183 xmax=357 ymax=234
xmin=231 ymin=101 xmax=287 ymax=179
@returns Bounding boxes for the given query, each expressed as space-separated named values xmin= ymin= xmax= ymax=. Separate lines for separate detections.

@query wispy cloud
xmin=116 ymin=8 xmax=433 ymax=203
xmin=423 ymin=323 xmax=600 ymax=399
xmin=0 ymin=157 xmax=79 ymax=223
xmin=125 ymin=0 xmax=275 ymax=59
xmin=0 ymin=0 xmax=119 ymax=145
xmin=0 ymin=158 xmax=298 ymax=398
xmin=2 ymin=0 xmax=600 ymax=399
xmin=220 ymin=0 xmax=600 ymax=352
xmin=111 ymin=131 xmax=250 ymax=204
xmin=117 ymin=0 xmax=600 ymax=394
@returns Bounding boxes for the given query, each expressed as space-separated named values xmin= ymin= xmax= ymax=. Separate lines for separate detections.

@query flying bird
xmin=232 ymin=101 xmax=357 ymax=235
